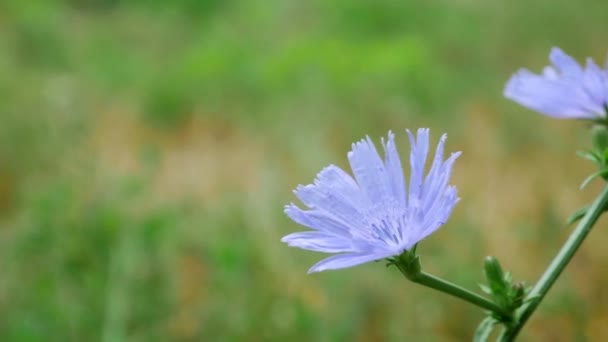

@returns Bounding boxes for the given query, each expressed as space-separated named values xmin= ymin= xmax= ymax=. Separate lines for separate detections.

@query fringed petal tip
xmin=406 ymin=127 xmax=430 ymax=139
xmin=283 ymin=203 xmax=296 ymax=213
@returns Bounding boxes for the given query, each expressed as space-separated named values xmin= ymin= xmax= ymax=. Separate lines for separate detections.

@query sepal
xmin=393 ymin=246 xmax=422 ymax=281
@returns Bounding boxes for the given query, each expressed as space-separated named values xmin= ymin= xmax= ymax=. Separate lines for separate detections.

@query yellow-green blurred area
xmin=2 ymin=0 xmax=608 ymax=340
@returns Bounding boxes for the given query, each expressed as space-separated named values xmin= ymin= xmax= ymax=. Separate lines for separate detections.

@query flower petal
xmin=417 ymin=186 xmax=459 ymax=242
xmin=281 ymin=231 xmax=354 ymax=253
xmin=505 ymin=47 xmax=608 ymax=119
xmin=504 ymin=70 xmax=594 ymax=118
xmin=407 ymin=128 xmax=430 ymax=206
xmin=284 ymin=204 xmax=353 ymax=237
xmin=347 ymin=136 xmax=390 ymax=204
xmin=550 ymin=47 xmax=583 ymax=77
xmin=307 ymin=251 xmax=395 ymax=273
xmin=422 ymin=151 xmax=461 ymax=213
xmin=293 ymin=165 xmax=365 ymax=224
xmin=583 ymin=58 xmax=608 ymax=112
xmin=422 ymin=133 xmax=448 ymax=198
xmin=382 ymin=131 xmax=406 ymax=205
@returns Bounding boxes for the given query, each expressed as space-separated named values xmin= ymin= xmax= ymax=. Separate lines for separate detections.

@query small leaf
xmin=479 ymin=284 xmax=492 ymax=295
xmin=576 ymin=150 xmax=601 ymax=163
xmin=474 ymin=316 xmax=498 ymax=342
xmin=580 ymin=169 xmax=608 ymax=190
xmin=592 ymin=125 xmax=608 ymax=155
xmin=567 ymin=206 xmax=589 ymax=225
xmin=603 ymin=148 xmax=608 ymax=163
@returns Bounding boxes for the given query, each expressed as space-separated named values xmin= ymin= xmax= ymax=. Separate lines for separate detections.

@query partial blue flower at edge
xmin=281 ymin=129 xmax=461 ymax=273
xmin=504 ymin=47 xmax=608 ymax=120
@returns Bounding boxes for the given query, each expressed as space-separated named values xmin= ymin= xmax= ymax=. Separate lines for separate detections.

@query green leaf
xmin=592 ymin=125 xmax=608 ymax=155
xmin=576 ymin=149 xmax=601 ymax=164
xmin=567 ymin=205 xmax=589 ymax=225
xmin=580 ymin=169 xmax=608 ymax=190
xmin=478 ymin=284 xmax=492 ymax=295
xmin=603 ymin=148 xmax=608 ymax=164
xmin=474 ymin=316 xmax=498 ymax=342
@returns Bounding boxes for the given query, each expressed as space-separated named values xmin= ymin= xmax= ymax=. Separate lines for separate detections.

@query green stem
xmin=395 ymin=258 xmax=510 ymax=318
xmin=499 ymin=184 xmax=608 ymax=341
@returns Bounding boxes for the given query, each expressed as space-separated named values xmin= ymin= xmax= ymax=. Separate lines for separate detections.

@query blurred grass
xmin=1 ymin=0 xmax=608 ymax=340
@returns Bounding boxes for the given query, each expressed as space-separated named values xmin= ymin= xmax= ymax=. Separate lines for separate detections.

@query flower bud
xmin=484 ymin=256 xmax=506 ymax=292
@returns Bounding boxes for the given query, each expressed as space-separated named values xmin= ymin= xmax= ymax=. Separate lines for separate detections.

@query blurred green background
xmin=1 ymin=0 xmax=608 ymax=341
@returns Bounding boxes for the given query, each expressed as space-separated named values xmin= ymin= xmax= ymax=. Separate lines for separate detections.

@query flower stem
xmin=415 ymin=271 xmax=510 ymax=317
xmin=394 ymin=254 xmax=510 ymax=318
xmin=499 ymin=184 xmax=608 ymax=341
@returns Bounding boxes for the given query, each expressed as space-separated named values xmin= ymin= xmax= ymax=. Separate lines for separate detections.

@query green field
xmin=1 ymin=0 xmax=608 ymax=340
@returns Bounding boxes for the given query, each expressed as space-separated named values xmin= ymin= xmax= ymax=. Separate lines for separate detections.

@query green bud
xmin=509 ymin=282 xmax=526 ymax=309
xmin=484 ymin=256 xmax=506 ymax=292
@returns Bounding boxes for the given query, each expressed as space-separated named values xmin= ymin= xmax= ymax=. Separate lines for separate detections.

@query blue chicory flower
xmin=504 ymin=47 xmax=608 ymax=120
xmin=282 ymin=129 xmax=461 ymax=273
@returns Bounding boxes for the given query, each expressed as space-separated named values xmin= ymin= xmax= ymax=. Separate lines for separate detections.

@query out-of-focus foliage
xmin=1 ymin=0 xmax=608 ymax=340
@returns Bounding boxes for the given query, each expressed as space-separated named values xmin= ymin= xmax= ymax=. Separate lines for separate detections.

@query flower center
xmin=363 ymin=201 xmax=408 ymax=249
